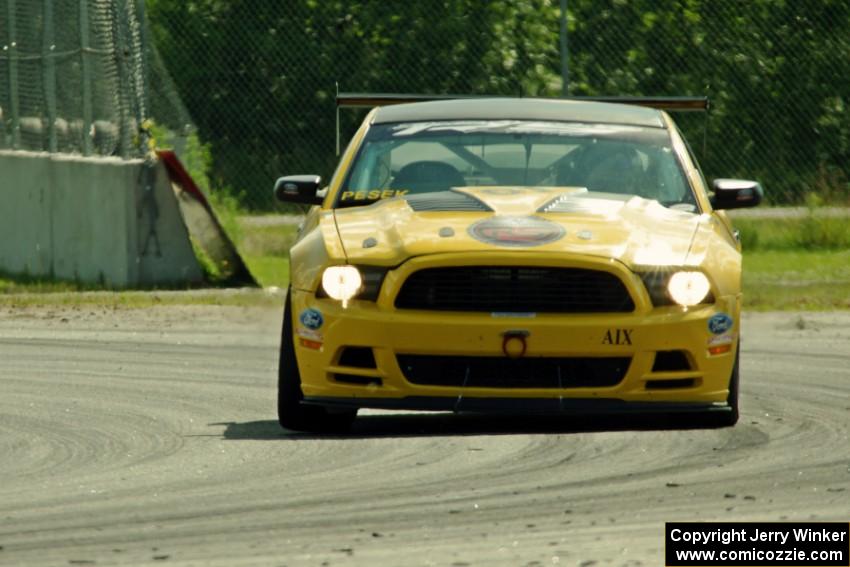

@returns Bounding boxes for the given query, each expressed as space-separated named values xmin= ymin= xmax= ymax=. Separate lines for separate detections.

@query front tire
xmin=278 ymin=289 xmax=356 ymax=433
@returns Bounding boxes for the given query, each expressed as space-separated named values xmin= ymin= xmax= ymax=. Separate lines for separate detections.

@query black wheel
xmin=278 ymin=289 xmax=356 ymax=433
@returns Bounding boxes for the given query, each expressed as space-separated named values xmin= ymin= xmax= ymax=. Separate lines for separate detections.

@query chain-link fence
xmin=4 ymin=1 xmax=850 ymax=211
xmin=0 ymin=0 xmax=153 ymax=157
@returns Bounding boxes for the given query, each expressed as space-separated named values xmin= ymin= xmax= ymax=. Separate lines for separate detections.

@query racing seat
xmin=555 ymin=157 xmax=586 ymax=187
xmin=390 ymin=160 xmax=466 ymax=194
xmin=560 ymin=145 xmax=648 ymax=197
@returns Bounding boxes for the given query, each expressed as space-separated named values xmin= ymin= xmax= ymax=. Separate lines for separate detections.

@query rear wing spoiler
xmin=334 ymin=92 xmax=709 ymax=153
xmin=336 ymin=92 xmax=709 ymax=112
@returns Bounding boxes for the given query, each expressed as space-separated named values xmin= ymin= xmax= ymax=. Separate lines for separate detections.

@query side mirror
xmin=710 ymin=179 xmax=764 ymax=210
xmin=274 ymin=175 xmax=324 ymax=205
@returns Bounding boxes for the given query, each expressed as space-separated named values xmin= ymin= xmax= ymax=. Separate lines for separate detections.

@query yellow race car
xmin=274 ymin=94 xmax=762 ymax=432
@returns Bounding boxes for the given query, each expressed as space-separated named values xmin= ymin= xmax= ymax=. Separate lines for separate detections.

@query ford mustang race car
xmin=274 ymin=94 xmax=762 ymax=432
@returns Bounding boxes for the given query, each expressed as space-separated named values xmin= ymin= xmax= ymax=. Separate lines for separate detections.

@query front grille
xmin=397 ymin=355 xmax=631 ymax=389
xmin=394 ymin=266 xmax=635 ymax=313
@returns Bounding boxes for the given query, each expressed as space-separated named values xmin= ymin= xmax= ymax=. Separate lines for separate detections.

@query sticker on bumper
xmin=708 ymin=332 xmax=737 ymax=346
xmin=602 ymin=328 xmax=633 ymax=345
xmin=296 ymin=327 xmax=323 ymax=342
xmin=299 ymin=308 xmax=324 ymax=330
xmin=708 ymin=313 xmax=733 ymax=335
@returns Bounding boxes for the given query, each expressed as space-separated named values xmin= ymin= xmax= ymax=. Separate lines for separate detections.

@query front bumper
xmin=289 ymin=293 xmax=740 ymax=413
xmin=290 ymin=251 xmax=739 ymax=413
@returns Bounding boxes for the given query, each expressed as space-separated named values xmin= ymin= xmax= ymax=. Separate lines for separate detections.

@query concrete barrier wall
xmin=0 ymin=150 xmax=203 ymax=287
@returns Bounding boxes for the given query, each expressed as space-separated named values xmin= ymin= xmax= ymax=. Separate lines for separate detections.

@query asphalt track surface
xmin=1 ymin=305 xmax=849 ymax=566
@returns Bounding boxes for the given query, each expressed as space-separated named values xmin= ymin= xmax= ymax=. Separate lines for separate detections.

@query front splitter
xmin=304 ymin=395 xmax=730 ymax=415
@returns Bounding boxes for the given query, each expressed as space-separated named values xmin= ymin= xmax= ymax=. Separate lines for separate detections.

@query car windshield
xmin=337 ymin=120 xmax=696 ymax=210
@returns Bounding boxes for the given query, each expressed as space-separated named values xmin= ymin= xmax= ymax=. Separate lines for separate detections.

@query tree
xmin=147 ymin=0 xmax=850 ymax=208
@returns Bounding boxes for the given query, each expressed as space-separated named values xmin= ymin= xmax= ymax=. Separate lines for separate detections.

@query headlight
xmin=316 ymin=266 xmax=388 ymax=307
xmin=667 ymin=271 xmax=711 ymax=306
xmin=639 ymin=269 xmax=714 ymax=307
xmin=321 ymin=266 xmax=362 ymax=308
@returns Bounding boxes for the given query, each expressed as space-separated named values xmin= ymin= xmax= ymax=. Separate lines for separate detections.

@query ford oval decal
xmin=299 ymin=308 xmax=324 ymax=330
xmin=708 ymin=313 xmax=733 ymax=335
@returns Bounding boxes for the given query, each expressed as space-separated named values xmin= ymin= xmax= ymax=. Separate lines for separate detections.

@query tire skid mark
xmin=1 ymin=309 xmax=849 ymax=566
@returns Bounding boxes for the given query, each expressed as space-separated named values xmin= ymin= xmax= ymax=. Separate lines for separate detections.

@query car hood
xmin=333 ymin=187 xmax=703 ymax=268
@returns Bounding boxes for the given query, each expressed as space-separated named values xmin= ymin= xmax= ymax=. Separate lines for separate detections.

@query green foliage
xmin=0 ymin=288 xmax=282 ymax=308
xmin=238 ymin=223 xmax=298 ymax=257
xmin=242 ymin=255 xmax=290 ymax=289
xmin=206 ymin=188 xmax=246 ymax=247
xmin=146 ymin=0 xmax=562 ymax=209
xmin=189 ymin=236 xmax=225 ymax=284
xmin=7 ymin=249 xmax=850 ymax=311
xmin=146 ymin=0 xmax=850 ymax=209
xmin=145 ymin=120 xmax=215 ymax=194
xmin=797 ymin=207 xmax=850 ymax=250
xmin=146 ymin=118 xmax=251 ymax=251
xmin=734 ymin=210 xmax=850 ymax=251
xmin=236 ymin=221 xmax=297 ymax=288
xmin=0 ymin=270 xmax=91 ymax=294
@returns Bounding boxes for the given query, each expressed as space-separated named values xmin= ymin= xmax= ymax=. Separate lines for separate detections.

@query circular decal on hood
xmin=468 ymin=216 xmax=565 ymax=247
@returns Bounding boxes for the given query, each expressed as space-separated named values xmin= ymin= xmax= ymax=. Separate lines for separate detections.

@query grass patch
xmin=734 ymin=211 xmax=850 ymax=251
xmin=0 ymin=273 xmax=91 ymax=294
xmin=3 ymin=251 xmax=848 ymax=311
xmin=0 ymin=269 xmax=282 ymax=308
xmin=0 ymin=289 xmax=282 ymax=308
xmin=236 ymin=219 xmax=298 ymax=288
xmin=239 ymin=223 xmax=299 ymax=257
xmin=733 ymin=207 xmax=850 ymax=309
xmin=243 ymin=255 xmax=290 ymax=288
xmin=743 ymin=249 xmax=850 ymax=310
xmin=5 ymin=213 xmax=850 ymax=311
xmin=207 ymin=189 xmax=246 ymax=245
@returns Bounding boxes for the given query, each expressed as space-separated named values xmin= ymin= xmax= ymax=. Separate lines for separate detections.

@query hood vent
xmin=404 ymin=190 xmax=492 ymax=212
xmin=539 ymin=192 xmax=626 ymax=215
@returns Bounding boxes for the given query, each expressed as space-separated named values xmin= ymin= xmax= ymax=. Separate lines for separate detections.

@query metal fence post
xmin=114 ymin=0 xmax=130 ymax=159
xmin=80 ymin=0 xmax=93 ymax=156
xmin=42 ymin=0 xmax=57 ymax=152
xmin=559 ymin=0 xmax=569 ymax=97
xmin=6 ymin=0 xmax=20 ymax=148
xmin=135 ymin=0 xmax=150 ymax=128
